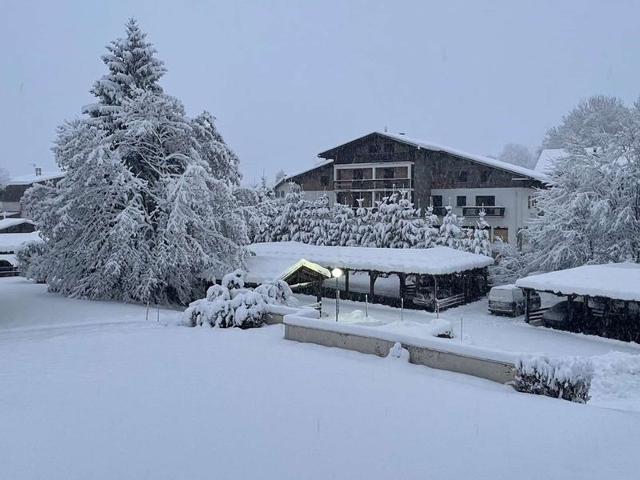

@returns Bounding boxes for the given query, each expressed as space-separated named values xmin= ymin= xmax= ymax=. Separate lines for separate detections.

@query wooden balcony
xmin=462 ymin=206 xmax=506 ymax=217
xmin=333 ymin=178 xmax=412 ymax=191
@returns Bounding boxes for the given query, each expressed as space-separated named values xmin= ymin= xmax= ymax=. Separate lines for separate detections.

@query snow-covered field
xmin=2 ymin=277 xmax=640 ymax=479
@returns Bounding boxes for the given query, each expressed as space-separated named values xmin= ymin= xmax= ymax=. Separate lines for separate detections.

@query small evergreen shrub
xmin=514 ymin=356 xmax=593 ymax=403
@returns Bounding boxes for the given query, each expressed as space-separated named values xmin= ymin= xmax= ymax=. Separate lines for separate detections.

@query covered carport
xmin=248 ymin=242 xmax=494 ymax=312
xmin=516 ymin=263 xmax=640 ymax=342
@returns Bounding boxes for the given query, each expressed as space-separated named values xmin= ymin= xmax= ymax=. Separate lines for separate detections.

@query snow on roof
xmin=275 ymin=159 xmax=334 ymax=188
xmin=515 ymin=263 xmax=640 ymax=302
xmin=8 ymin=171 xmax=64 ymax=185
xmin=0 ymin=232 xmax=41 ymax=253
xmin=246 ymin=254 xmax=331 ymax=284
xmin=248 ymin=242 xmax=493 ymax=276
xmin=0 ymin=218 xmax=34 ymax=231
xmin=0 ymin=254 xmax=18 ymax=267
xmin=319 ymin=132 xmax=549 ymax=183
xmin=535 ymin=149 xmax=568 ymax=174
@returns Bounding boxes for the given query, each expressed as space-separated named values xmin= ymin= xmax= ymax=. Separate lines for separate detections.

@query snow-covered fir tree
xmin=23 ymin=20 xmax=246 ymax=304
xmin=84 ymin=18 xmax=166 ymax=130
xmin=471 ymin=209 xmax=492 ymax=256
xmin=437 ymin=206 xmax=464 ymax=249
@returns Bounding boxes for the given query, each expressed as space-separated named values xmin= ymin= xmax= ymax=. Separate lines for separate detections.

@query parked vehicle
xmin=488 ymin=285 xmax=540 ymax=316
xmin=541 ymin=300 xmax=584 ymax=331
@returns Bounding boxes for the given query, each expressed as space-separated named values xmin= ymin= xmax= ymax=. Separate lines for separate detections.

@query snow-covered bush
xmin=514 ymin=356 xmax=593 ymax=403
xmin=222 ymin=269 xmax=245 ymax=290
xmin=183 ymin=272 xmax=294 ymax=329
xmin=430 ymin=318 xmax=454 ymax=338
xmin=254 ymin=279 xmax=294 ymax=305
xmin=15 ymin=240 xmax=47 ymax=283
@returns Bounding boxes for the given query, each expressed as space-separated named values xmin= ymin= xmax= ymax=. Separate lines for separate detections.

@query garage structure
xmin=516 ymin=263 xmax=640 ymax=342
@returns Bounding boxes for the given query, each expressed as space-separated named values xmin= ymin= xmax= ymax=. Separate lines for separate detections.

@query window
xmin=320 ymin=175 xmax=329 ymax=187
xmin=368 ymin=144 xmax=379 ymax=154
xmin=480 ymin=170 xmax=490 ymax=183
xmin=458 ymin=171 xmax=468 ymax=183
xmin=384 ymin=143 xmax=394 ymax=153
xmin=456 ymin=195 xmax=467 ymax=207
xmin=528 ymin=195 xmax=537 ymax=209
xmin=431 ymin=195 xmax=443 ymax=207
xmin=475 ymin=195 xmax=495 ymax=207
xmin=380 ymin=167 xmax=395 ymax=179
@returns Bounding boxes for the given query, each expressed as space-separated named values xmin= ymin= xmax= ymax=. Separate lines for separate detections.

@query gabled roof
xmin=319 ymin=131 xmax=548 ymax=183
xmin=274 ymin=159 xmax=334 ymax=189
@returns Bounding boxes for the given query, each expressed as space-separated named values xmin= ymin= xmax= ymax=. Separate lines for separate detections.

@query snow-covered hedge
xmin=514 ymin=355 xmax=593 ymax=403
xmin=183 ymin=270 xmax=295 ymax=329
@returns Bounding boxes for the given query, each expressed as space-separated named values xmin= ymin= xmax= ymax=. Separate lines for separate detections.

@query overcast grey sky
xmin=2 ymin=0 xmax=640 ymax=184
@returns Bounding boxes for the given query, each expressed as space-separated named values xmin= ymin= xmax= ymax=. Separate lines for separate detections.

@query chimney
xmin=35 ymin=166 xmax=42 ymax=176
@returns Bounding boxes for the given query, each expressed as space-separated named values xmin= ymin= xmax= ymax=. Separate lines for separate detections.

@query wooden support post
xmin=433 ymin=275 xmax=439 ymax=317
xmin=344 ymin=269 xmax=350 ymax=294
xmin=524 ymin=288 xmax=531 ymax=323
xmin=399 ymin=273 xmax=406 ymax=301
xmin=315 ymin=280 xmax=322 ymax=303
xmin=369 ymin=271 xmax=377 ymax=301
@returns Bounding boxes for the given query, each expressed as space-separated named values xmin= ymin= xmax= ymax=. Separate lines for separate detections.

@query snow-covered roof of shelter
xmin=0 ymin=254 xmax=18 ymax=267
xmin=245 ymin=254 xmax=331 ymax=284
xmin=0 ymin=218 xmax=34 ymax=231
xmin=0 ymin=232 xmax=41 ymax=253
xmin=275 ymin=159 xmax=334 ymax=189
xmin=515 ymin=263 xmax=640 ymax=302
xmin=318 ymin=131 xmax=549 ymax=183
xmin=535 ymin=149 xmax=568 ymax=174
xmin=249 ymin=242 xmax=493 ymax=275
xmin=8 ymin=171 xmax=64 ymax=185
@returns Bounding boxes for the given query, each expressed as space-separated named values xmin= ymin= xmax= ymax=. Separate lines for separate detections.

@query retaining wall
xmin=283 ymin=319 xmax=516 ymax=384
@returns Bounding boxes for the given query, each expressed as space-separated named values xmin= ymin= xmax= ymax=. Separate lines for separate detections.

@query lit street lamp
xmin=331 ymin=268 xmax=343 ymax=322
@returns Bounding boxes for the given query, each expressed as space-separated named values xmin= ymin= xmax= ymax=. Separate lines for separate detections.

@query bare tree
xmin=498 ymin=143 xmax=535 ymax=168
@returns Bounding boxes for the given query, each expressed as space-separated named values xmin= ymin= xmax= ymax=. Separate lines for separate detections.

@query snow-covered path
xmin=1 ymin=277 xmax=640 ymax=479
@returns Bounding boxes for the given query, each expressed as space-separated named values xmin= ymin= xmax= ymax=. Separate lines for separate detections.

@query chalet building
xmin=275 ymin=131 xmax=548 ymax=246
xmin=0 ymin=168 xmax=64 ymax=218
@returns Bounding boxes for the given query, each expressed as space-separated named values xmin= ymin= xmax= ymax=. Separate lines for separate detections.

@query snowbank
xmin=0 ymin=232 xmax=42 ymax=253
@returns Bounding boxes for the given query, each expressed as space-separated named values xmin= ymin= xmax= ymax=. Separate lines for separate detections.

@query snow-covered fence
xmin=283 ymin=315 xmax=516 ymax=384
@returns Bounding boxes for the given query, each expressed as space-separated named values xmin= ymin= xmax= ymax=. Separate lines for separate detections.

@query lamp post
xmin=331 ymin=268 xmax=343 ymax=322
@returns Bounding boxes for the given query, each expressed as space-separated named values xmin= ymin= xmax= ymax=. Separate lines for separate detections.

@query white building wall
xmin=430 ymin=187 xmax=536 ymax=245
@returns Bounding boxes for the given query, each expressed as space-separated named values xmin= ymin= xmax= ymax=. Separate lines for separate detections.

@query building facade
xmin=275 ymin=132 xmax=547 ymax=246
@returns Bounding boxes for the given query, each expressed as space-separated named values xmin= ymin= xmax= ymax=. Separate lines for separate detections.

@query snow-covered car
xmin=488 ymin=285 xmax=539 ymax=316
xmin=541 ymin=300 xmax=584 ymax=331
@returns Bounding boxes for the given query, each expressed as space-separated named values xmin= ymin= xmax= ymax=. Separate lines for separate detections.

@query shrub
xmin=16 ymin=240 xmax=48 ymax=283
xmin=183 ymin=271 xmax=294 ymax=329
xmin=514 ymin=355 xmax=593 ymax=403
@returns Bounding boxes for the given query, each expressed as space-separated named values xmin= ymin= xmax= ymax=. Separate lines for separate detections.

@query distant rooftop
xmin=8 ymin=170 xmax=64 ymax=185
xmin=534 ymin=149 xmax=568 ymax=175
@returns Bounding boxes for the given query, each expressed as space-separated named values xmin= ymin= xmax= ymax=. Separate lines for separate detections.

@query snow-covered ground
xmin=2 ymin=277 xmax=640 ymax=479
xmin=306 ymin=294 xmax=640 ymax=411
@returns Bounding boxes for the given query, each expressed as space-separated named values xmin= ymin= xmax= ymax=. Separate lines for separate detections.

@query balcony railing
xmin=462 ymin=206 xmax=506 ymax=217
xmin=334 ymin=178 xmax=412 ymax=191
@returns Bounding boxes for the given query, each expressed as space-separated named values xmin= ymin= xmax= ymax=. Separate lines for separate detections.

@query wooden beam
xmin=345 ymin=269 xmax=350 ymax=294
xmin=369 ymin=271 xmax=377 ymax=300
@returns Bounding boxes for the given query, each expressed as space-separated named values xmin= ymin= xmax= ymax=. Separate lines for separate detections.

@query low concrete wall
xmin=284 ymin=323 xmax=515 ymax=384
